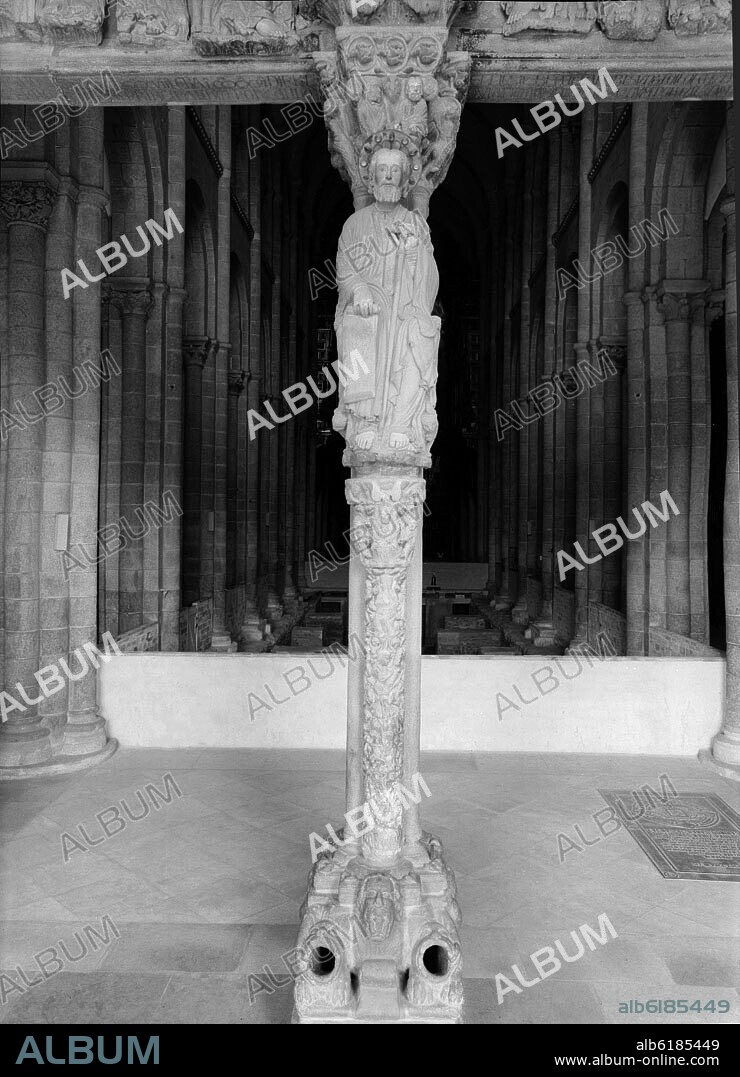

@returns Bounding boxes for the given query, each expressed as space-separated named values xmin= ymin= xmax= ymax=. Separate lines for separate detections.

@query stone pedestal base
xmin=0 ymin=738 xmax=118 ymax=781
xmin=511 ymin=600 xmax=529 ymax=625
xmin=530 ymin=618 xmax=558 ymax=648
xmin=699 ymin=748 xmax=740 ymax=782
xmin=293 ymin=833 xmax=463 ymax=1024
xmin=209 ymin=632 xmax=237 ymax=653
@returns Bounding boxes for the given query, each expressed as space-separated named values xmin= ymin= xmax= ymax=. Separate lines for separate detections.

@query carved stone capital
xmin=705 ymin=293 xmax=726 ymax=325
xmin=104 ymin=285 xmax=153 ymax=318
xmin=345 ymin=472 xmax=425 ymax=573
xmin=658 ymin=291 xmax=692 ymax=323
xmin=0 ymin=180 xmax=56 ymax=229
xmin=228 ymin=370 xmax=246 ymax=395
xmin=312 ymin=17 xmax=469 ymax=214
xmin=668 ymin=0 xmax=731 ymax=36
xmin=37 ymin=0 xmax=105 ymax=45
xmin=183 ymin=335 xmax=211 ymax=369
xmin=657 ymin=280 xmax=711 ymax=323
xmin=115 ymin=0 xmax=190 ymax=46
xmin=597 ymin=338 xmax=627 ymax=371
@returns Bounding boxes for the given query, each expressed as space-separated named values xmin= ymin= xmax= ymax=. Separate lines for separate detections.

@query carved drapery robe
xmin=334 ymin=202 xmax=440 ymax=453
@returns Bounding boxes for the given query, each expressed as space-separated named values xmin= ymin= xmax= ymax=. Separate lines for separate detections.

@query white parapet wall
xmin=98 ymin=654 xmax=725 ymax=756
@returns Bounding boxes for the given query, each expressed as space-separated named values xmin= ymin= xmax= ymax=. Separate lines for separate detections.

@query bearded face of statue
xmin=370 ymin=149 xmax=408 ymax=204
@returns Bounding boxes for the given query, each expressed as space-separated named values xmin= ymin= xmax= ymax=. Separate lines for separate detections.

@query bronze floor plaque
xmin=599 ymin=790 xmax=740 ymax=881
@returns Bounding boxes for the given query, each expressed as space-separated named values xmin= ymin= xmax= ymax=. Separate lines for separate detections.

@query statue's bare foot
xmin=389 ymin=431 xmax=412 ymax=450
xmin=356 ymin=430 xmax=377 ymax=450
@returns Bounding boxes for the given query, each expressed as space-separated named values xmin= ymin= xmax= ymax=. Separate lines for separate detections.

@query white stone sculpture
xmin=332 ymin=140 xmax=440 ymax=458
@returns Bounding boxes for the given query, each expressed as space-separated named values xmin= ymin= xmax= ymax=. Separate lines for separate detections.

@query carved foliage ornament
xmin=0 ymin=181 xmax=56 ymax=228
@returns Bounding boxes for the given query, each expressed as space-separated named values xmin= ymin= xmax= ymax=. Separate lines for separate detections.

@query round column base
xmin=0 ymin=738 xmax=118 ymax=781
xmin=699 ymin=742 xmax=740 ymax=782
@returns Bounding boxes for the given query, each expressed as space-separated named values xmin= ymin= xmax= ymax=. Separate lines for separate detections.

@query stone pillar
xmin=63 ymin=113 xmax=116 ymax=764
xmin=511 ymin=167 xmax=534 ymax=625
xmin=160 ymin=107 xmax=187 ymax=652
xmin=110 ymin=283 xmax=152 ymax=635
xmin=0 ymin=176 xmax=57 ymax=770
xmin=600 ymin=342 xmax=627 ymax=611
xmin=710 ymin=105 xmax=740 ymax=774
xmin=241 ymin=370 xmax=264 ymax=646
xmin=569 ymin=108 xmax=595 ymax=649
xmin=227 ymin=370 xmax=246 ymax=589
xmin=624 ymin=103 xmax=650 ymax=655
xmin=294 ymin=7 xmax=468 ymax=1023
xmin=532 ymin=135 xmax=561 ymax=647
xmin=658 ymin=287 xmax=693 ymax=636
xmin=211 ymin=108 xmax=233 ymax=651
xmin=182 ymin=336 xmax=209 ymax=609
xmin=497 ymin=180 xmax=518 ymax=610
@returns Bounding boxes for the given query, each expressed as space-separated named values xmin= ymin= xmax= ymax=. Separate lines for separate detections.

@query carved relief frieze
xmin=597 ymin=0 xmax=666 ymax=40
xmin=36 ymin=0 xmax=105 ymax=45
xmin=303 ymin=0 xmax=462 ymax=27
xmin=115 ymin=0 xmax=190 ymax=46
xmin=190 ymin=0 xmax=312 ymax=55
xmin=667 ymin=0 xmax=732 ymax=35
xmin=500 ymin=2 xmax=598 ymax=36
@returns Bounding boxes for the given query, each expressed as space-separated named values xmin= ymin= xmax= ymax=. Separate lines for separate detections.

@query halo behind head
xmin=359 ymin=128 xmax=425 ymax=196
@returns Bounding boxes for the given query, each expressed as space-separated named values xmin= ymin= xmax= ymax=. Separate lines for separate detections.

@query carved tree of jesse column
xmin=293 ymin=0 xmax=468 ymax=1025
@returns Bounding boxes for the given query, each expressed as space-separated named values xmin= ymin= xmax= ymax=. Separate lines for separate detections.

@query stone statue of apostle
xmin=332 ymin=143 xmax=440 ymax=456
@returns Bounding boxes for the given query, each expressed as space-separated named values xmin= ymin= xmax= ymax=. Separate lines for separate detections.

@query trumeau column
xmin=710 ymin=104 xmax=740 ymax=776
xmin=294 ymin=0 xmax=467 ymax=1025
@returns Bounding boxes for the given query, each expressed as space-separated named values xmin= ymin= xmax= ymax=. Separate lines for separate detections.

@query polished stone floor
xmin=1 ymin=749 xmax=738 ymax=1024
